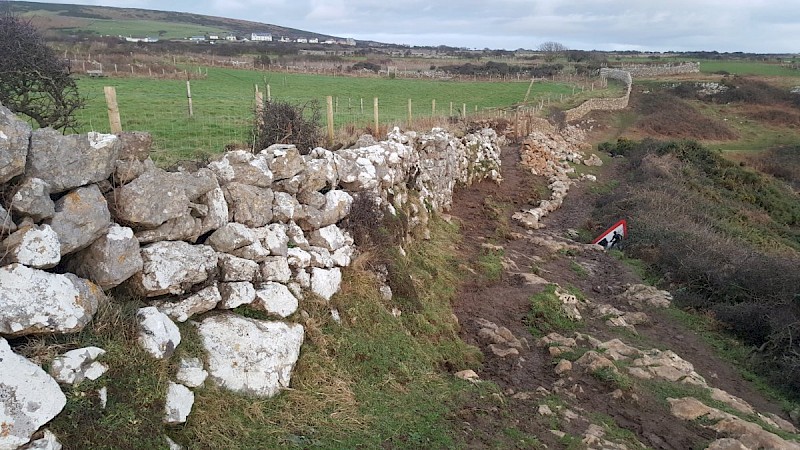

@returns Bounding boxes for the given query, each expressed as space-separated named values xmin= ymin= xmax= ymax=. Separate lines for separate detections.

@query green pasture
xmin=698 ymin=60 xmax=800 ymax=77
xmin=74 ymin=67 xmax=580 ymax=161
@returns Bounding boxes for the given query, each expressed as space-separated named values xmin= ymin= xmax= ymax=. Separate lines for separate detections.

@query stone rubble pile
xmin=513 ymin=125 xmax=597 ymax=230
xmin=0 ymin=98 xmax=503 ymax=449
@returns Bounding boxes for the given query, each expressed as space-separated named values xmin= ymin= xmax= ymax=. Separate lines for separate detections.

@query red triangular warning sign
xmin=592 ymin=219 xmax=627 ymax=250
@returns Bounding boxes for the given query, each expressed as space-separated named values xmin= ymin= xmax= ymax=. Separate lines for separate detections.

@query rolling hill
xmin=5 ymin=1 xmax=345 ymax=41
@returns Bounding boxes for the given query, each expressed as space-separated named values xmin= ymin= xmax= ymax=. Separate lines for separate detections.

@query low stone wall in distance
xmin=564 ymin=68 xmax=632 ymax=122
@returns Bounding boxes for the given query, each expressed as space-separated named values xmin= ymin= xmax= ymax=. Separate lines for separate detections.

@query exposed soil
xmin=446 ymin=141 xmax=792 ymax=448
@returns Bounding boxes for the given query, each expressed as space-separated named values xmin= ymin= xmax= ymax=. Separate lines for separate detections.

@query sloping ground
xmin=447 ymin=138 xmax=800 ymax=448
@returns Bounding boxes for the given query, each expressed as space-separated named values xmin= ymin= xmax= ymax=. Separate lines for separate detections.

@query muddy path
xmin=447 ymin=142 xmax=794 ymax=449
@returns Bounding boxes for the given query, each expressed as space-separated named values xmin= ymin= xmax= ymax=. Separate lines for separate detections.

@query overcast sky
xmin=19 ymin=0 xmax=800 ymax=53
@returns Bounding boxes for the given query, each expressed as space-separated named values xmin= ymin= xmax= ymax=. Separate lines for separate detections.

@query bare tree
xmin=538 ymin=41 xmax=568 ymax=61
xmin=0 ymin=13 xmax=85 ymax=130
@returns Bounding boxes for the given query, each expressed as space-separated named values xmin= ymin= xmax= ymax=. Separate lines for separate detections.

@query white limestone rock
xmin=286 ymin=222 xmax=309 ymax=249
xmin=49 ymin=346 xmax=107 ymax=385
xmin=310 ymin=267 xmax=342 ymax=301
xmin=332 ymin=245 xmax=354 ymax=267
xmin=48 ymin=184 xmax=110 ymax=256
xmin=155 ymin=285 xmax=222 ymax=323
xmin=308 ymin=247 xmax=334 ymax=268
xmin=0 ymin=337 xmax=66 ymax=450
xmin=0 ymin=264 xmax=104 ymax=336
xmin=217 ymin=282 xmax=256 ymax=309
xmin=223 ymin=183 xmax=274 ymax=228
xmin=260 ymin=256 xmax=292 ymax=283
xmin=0 ymin=103 xmax=32 ymax=184
xmin=254 ymin=282 xmax=299 ymax=318
xmin=308 ymin=224 xmax=348 ymax=252
xmin=11 ymin=178 xmax=55 ymax=221
xmin=207 ymin=150 xmax=274 ymax=187
xmin=131 ymin=241 xmax=217 ymax=297
xmin=0 ymin=224 xmax=61 ymax=269
xmin=218 ymin=253 xmax=259 ymax=282
xmin=258 ymin=223 xmax=289 ymax=256
xmin=287 ymin=247 xmax=311 ymax=269
xmin=272 ymin=191 xmax=304 ymax=223
xmin=197 ymin=314 xmax=304 ymax=398
xmin=136 ymin=307 xmax=181 ymax=359
xmin=164 ymin=382 xmax=194 ymax=424
xmin=206 ymin=222 xmax=256 ymax=253
xmin=66 ymin=224 xmax=142 ymax=289
xmin=294 ymin=268 xmax=311 ymax=289
xmin=176 ymin=357 xmax=208 ymax=388
xmin=264 ymin=144 xmax=304 ymax=181
xmin=18 ymin=429 xmax=62 ymax=450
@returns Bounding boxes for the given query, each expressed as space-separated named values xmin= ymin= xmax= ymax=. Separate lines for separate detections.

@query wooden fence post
xmin=103 ymin=86 xmax=122 ymax=134
xmin=432 ymin=99 xmax=436 ymax=115
xmin=186 ymin=80 xmax=194 ymax=117
xmin=373 ymin=97 xmax=379 ymax=135
xmin=360 ymin=98 xmax=364 ymax=114
xmin=450 ymin=101 xmax=453 ymax=116
xmin=267 ymin=84 xmax=271 ymax=102
xmin=462 ymin=103 xmax=466 ymax=117
xmin=523 ymin=78 xmax=535 ymax=103
xmin=326 ymin=96 xmax=334 ymax=147
xmin=407 ymin=98 xmax=412 ymax=123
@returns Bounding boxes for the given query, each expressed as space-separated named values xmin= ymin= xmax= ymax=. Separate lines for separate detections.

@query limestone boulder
xmin=198 ymin=314 xmax=304 ymax=397
xmin=229 ymin=240 xmax=270 ymax=262
xmin=26 ymin=129 xmax=120 ymax=193
xmin=164 ymin=382 xmax=194 ymax=424
xmin=18 ymin=429 xmax=62 ymax=450
xmin=66 ymin=224 xmax=142 ymax=289
xmin=49 ymin=347 xmax=107 ymax=385
xmin=272 ymin=191 xmax=303 ymax=223
xmin=254 ymin=282 xmax=299 ymax=318
xmin=308 ymin=224 xmax=348 ymax=252
xmin=0 ymin=337 xmax=66 ymax=450
xmin=332 ymin=246 xmax=354 ymax=267
xmin=223 ymin=182 xmax=274 ymax=227
xmin=48 ymin=184 xmax=110 ymax=256
xmin=0 ymin=224 xmax=61 ymax=269
xmin=133 ymin=213 xmax=203 ymax=244
xmin=287 ymin=247 xmax=311 ymax=269
xmin=264 ymin=144 xmax=304 ymax=181
xmin=260 ymin=256 xmax=291 ymax=283
xmin=207 ymin=150 xmax=273 ymax=187
xmin=218 ymin=282 xmax=256 ymax=309
xmin=136 ymin=306 xmax=181 ymax=359
xmin=198 ymin=187 xmax=229 ymax=234
xmin=0 ymin=264 xmax=104 ymax=336
xmin=131 ymin=241 xmax=217 ymax=297
xmin=300 ymin=152 xmax=337 ymax=195
xmin=116 ymin=131 xmax=152 ymax=161
xmin=113 ymin=158 xmax=154 ymax=185
xmin=11 ymin=178 xmax=55 ymax=221
xmin=0 ymin=103 xmax=32 ymax=184
xmin=176 ymin=357 xmax=208 ymax=388
xmin=258 ymin=223 xmax=289 ymax=256
xmin=310 ymin=267 xmax=342 ymax=301
xmin=108 ymin=168 xmax=189 ymax=228
xmin=206 ymin=223 xmax=256 ymax=253
xmin=319 ymin=190 xmax=353 ymax=227
xmin=155 ymin=285 xmax=221 ymax=323
xmin=218 ymin=254 xmax=259 ymax=282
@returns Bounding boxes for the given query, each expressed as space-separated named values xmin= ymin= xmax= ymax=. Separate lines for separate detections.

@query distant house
xmin=189 ymin=36 xmax=206 ymax=42
xmin=308 ymin=38 xmax=319 ymax=44
xmin=296 ymin=37 xmax=308 ymax=43
xmin=251 ymin=32 xmax=273 ymax=42
xmin=124 ymin=36 xmax=159 ymax=43
xmin=208 ymin=34 xmax=220 ymax=40
xmin=225 ymin=34 xmax=237 ymax=41
xmin=322 ymin=39 xmax=336 ymax=45
xmin=278 ymin=36 xmax=291 ymax=43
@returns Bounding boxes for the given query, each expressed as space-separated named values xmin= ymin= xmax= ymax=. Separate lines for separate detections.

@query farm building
xmin=251 ymin=32 xmax=273 ymax=42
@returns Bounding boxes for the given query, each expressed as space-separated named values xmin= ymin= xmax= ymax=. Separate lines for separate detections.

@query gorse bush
xmin=593 ymin=138 xmax=800 ymax=398
xmin=253 ymin=99 xmax=322 ymax=155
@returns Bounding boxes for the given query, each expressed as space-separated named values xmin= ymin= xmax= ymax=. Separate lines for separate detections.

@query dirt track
xmin=447 ymin=143 xmax=792 ymax=449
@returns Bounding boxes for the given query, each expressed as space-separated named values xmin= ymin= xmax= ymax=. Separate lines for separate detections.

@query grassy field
xmin=74 ymin=67 xmax=581 ymax=161
xmin=698 ymin=60 xmax=800 ymax=77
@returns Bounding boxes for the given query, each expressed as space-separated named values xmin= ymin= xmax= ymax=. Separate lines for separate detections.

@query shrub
xmin=253 ymin=99 xmax=322 ymax=154
xmin=0 ymin=13 xmax=85 ymax=130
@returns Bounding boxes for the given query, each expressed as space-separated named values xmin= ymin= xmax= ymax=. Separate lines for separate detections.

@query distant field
xmin=698 ymin=61 xmax=800 ymax=77
xmin=74 ymin=67 xmax=581 ymax=161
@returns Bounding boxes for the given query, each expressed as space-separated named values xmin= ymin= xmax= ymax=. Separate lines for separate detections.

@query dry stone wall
xmin=618 ymin=62 xmax=700 ymax=77
xmin=0 ymin=101 xmax=503 ymax=449
xmin=564 ymin=68 xmax=633 ymax=122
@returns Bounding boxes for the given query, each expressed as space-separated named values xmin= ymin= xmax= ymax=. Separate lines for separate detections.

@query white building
xmin=251 ymin=33 xmax=273 ymax=42
xmin=296 ymin=37 xmax=308 ymax=43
